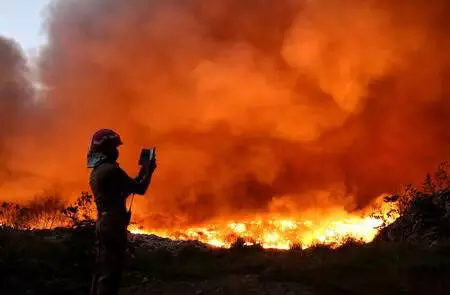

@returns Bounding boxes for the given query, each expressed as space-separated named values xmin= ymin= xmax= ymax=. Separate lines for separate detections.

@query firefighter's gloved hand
xmin=143 ymin=159 xmax=157 ymax=173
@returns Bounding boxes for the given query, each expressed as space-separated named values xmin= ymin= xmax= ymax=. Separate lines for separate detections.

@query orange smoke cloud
xmin=1 ymin=0 xmax=450 ymax=227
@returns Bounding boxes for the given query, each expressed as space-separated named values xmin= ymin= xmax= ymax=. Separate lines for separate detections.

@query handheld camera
xmin=138 ymin=147 xmax=156 ymax=166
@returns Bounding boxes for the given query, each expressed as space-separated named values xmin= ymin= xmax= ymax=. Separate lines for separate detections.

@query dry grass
xmin=0 ymin=192 xmax=95 ymax=230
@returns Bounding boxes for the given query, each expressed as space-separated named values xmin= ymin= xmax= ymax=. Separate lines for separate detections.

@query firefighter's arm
xmin=134 ymin=159 xmax=157 ymax=195
xmin=118 ymin=160 xmax=156 ymax=196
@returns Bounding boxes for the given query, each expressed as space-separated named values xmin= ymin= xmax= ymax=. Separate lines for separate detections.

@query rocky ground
xmin=119 ymin=276 xmax=313 ymax=295
xmin=123 ymin=235 xmax=314 ymax=295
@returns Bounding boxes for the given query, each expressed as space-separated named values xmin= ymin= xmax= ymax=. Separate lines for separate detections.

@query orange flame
xmin=0 ymin=193 xmax=399 ymax=249
xmin=130 ymin=196 xmax=399 ymax=249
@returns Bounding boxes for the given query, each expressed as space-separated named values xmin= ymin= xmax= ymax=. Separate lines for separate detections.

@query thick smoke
xmin=3 ymin=0 xmax=450 ymax=226
xmin=0 ymin=37 xmax=36 ymax=196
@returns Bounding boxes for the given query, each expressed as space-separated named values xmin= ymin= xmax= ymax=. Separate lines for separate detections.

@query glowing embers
xmin=130 ymin=199 xmax=399 ymax=250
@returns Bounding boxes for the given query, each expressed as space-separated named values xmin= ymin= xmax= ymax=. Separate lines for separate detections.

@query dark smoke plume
xmin=0 ymin=37 xmax=36 ymax=193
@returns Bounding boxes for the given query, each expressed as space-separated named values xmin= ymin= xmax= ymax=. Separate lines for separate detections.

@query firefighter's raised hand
xmin=148 ymin=158 xmax=157 ymax=172
xmin=142 ymin=158 xmax=157 ymax=174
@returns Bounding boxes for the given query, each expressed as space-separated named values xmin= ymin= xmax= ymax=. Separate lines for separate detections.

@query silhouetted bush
xmin=336 ymin=236 xmax=365 ymax=250
xmin=62 ymin=192 xmax=96 ymax=227
xmin=289 ymin=242 xmax=303 ymax=251
xmin=230 ymin=237 xmax=263 ymax=252
xmin=396 ymin=162 xmax=450 ymax=216
xmin=27 ymin=194 xmax=67 ymax=229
